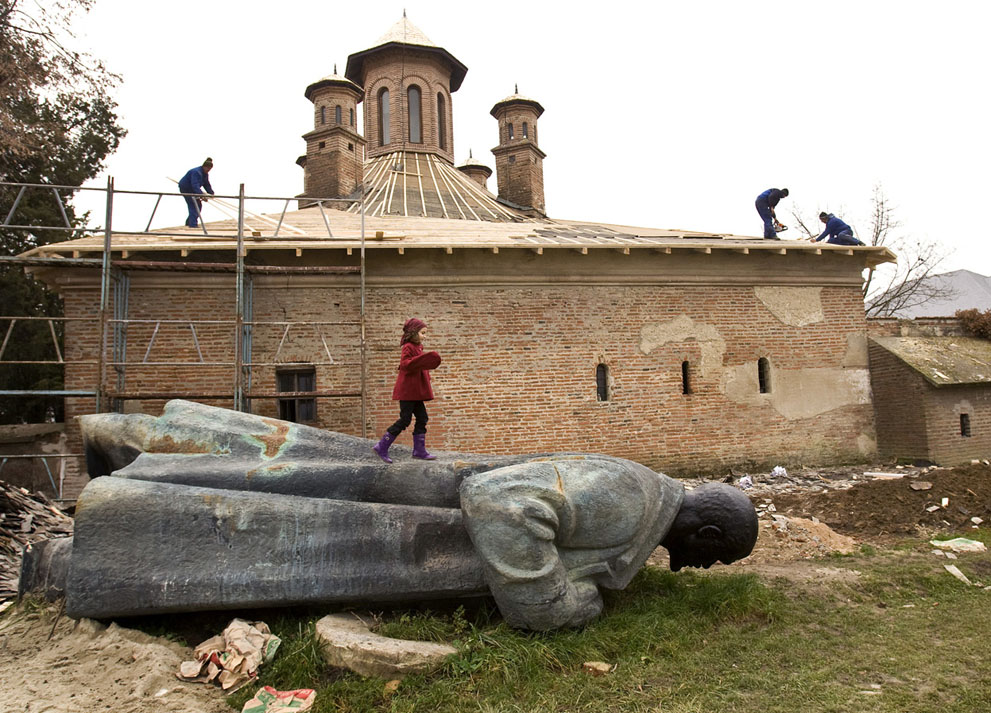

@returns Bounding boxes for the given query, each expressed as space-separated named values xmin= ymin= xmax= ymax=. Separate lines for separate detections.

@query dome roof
xmin=304 ymin=70 xmax=362 ymax=101
xmin=490 ymin=91 xmax=544 ymax=118
xmin=345 ymin=16 xmax=468 ymax=92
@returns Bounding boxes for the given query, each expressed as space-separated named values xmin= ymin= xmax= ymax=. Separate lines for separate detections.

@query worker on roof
xmin=812 ymin=212 xmax=865 ymax=246
xmin=178 ymin=158 xmax=215 ymax=228
xmin=755 ymin=187 xmax=789 ymax=240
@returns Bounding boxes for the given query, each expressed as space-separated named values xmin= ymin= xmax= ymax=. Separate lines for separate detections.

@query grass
xmin=213 ymin=542 xmax=991 ymax=713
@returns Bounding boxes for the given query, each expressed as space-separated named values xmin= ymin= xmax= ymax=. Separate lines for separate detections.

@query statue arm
xmin=460 ymin=472 xmax=603 ymax=631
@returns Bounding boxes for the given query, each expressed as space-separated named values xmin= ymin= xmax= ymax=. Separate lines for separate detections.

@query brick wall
xmin=359 ymin=48 xmax=455 ymax=162
xmin=867 ymin=340 xmax=931 ymax=461
xmin=55 ymin=259 xmax=878 ymax=497
xmin=867 ymin=316 xmax=965 ymax=337
xmin=924 ymin=385 xmax=991 ymax=464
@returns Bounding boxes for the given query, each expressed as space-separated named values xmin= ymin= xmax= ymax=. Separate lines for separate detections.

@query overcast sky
xmin=71 ymin=0 xmax=989 ymax=275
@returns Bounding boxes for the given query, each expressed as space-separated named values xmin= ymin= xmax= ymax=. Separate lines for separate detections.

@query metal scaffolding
xmin=1 ymin=179 xmax=369 ymax=498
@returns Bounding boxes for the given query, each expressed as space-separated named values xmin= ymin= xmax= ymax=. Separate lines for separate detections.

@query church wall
xmin=50 ymin=251 xmax=878 ymax=496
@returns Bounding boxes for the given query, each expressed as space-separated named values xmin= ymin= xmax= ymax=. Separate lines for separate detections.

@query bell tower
xmin=490 ymin=87 xmax=546 ymax=216
xmin=297 ymin=67 xmax=365 ymax=202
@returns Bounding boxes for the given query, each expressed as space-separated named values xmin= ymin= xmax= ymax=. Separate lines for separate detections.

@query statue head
xmin=661 ymin=483 xmax=758 ymax=571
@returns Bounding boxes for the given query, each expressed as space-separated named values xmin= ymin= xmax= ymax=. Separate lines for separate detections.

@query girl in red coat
xmin=372 ymin=318 xmax=442 ymax=463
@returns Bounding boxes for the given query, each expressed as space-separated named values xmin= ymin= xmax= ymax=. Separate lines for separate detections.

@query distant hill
xmin=869 ymin=269 xmax=991 ymax=317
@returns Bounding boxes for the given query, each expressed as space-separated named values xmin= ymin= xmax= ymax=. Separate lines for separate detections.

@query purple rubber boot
xmin=372 ymin=432 xmax=397 ymax=464
xmin=412 ymin=433 xmax=436 ymax=460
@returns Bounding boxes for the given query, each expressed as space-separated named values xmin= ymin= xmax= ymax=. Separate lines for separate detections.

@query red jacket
xmin=391 ymin=342 xmax=441 ymax=401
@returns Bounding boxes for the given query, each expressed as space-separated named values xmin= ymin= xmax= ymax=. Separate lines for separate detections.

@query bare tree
xmin=792 ymin=185 xmax=951 ymax=317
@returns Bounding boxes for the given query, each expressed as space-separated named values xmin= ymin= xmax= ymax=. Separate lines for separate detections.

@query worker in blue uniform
xmin=178 ymin=158 xmax=215 ymax=228
xmin=813 ymin=212 xmax=864 ymax=246
xmin=755 ymin=187 xmax=789 ymax=239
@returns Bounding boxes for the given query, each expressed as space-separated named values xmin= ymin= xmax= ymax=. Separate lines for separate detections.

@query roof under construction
xmin=22 ymin=195 xmax=896 ymax=269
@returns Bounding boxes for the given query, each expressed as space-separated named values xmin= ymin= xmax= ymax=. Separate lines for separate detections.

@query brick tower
xmin=456 ymin=150 xmax=493 ymax=190
xmin=490 ymin=87 xmax=546 ymax=216
xmin=345 ymin=15 xmax=467 ymax=164
xmin=297 ymin=68 xmax=365 ymax=202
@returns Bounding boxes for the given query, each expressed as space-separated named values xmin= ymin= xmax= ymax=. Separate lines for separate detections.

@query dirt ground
xmin=1 ymin=462 xmax=989 ymax=712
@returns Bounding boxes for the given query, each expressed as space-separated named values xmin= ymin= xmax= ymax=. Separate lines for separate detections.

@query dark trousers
xmin=182 ymin=193 xmax=203 ymax=228
xmin=388 ymin=400 xmax=429 ymax=436
xmin=755 ymin=199 xmax=775 ymax=239
xmin=828 ymin=231 xmax=864 ymax=246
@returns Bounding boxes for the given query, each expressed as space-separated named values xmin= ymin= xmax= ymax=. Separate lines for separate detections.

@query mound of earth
xmin=766 ymin=463 xmax=991 ymax=540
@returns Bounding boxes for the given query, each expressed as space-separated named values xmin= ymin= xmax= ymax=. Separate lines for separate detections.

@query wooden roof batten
xmin=23 ymin=205 xmax=897 ymax=271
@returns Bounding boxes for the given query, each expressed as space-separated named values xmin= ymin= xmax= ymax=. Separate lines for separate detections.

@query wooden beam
xmin=398 ymin=247 xmax=405 ymax=255
xmin=531 ymin=247 xmax=543 ymax=255
xmin=573 ymin=247 xmax=588 ymax=255
xmin=775 ymin=248 xmax=787 ymax=255
xmin=445 ymin=247 xmax=453 ymax=255
xmin=296 ymin=248 xmax=303 ymax=257
xmin=180 ymin=249 xmax=189 ymax=257
xmin=654 ymin=247 xmax=671 ymax=254
xmin=693 ymin=246 xmax=712 ymax=254
xmin=814 ymin=248 xmax=822 ymax=255
xmin=842 ymin=248 xmax=854 ymax=256
xmin=730 ymin=247 xmax=750 ymax=254
xmin=615 ymin=247 xmax=630 ymax=255
xmin=491 ymin=246 xmax=499 ymax=254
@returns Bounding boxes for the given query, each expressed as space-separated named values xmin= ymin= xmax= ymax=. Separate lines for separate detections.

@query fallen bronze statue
xmin=21 ymin=400 xmax=758 ymax=631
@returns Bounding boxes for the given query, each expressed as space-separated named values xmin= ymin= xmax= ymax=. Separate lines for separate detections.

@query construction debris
xmin=241 ymin=686 xmax=315 ymax=713
xmin=0 ymin=480 xmax=73 ymax=601
xmin=178 ymin=619 xmax=281 ymax=692
xmin=930 ymin=538 xmax=987 ymax=554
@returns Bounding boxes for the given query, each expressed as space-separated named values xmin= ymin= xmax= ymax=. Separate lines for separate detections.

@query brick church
xmin=26 ymin=16 xmax=895 ymax=498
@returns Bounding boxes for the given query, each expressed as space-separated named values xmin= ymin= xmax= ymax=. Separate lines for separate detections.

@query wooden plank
xmin=654 ymin=247 xmax=671 ymax=254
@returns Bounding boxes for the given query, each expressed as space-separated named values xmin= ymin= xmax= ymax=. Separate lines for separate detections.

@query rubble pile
xmin=0 ymin=480 xmax=73 ymax=601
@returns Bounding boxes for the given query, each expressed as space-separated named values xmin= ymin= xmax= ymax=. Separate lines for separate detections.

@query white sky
xmin=71 ymin=0 xmax=990 ymax=274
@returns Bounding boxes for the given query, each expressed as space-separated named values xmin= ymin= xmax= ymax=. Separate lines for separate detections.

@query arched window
xmin=408 ymin=85 xmax=422 ymax=143
xmin=437 ymin=93 xmax=447 ymax=150
xmin=507 ymin=122 xmax=514 ymax=141
xmin=596 ymin=364 xmax=609 ymax=402
xmin=349 ymin=107 xmax=355 ymax=126
xmin=378 ymin=88 xmax=390 ymax=146
xmin=320 ymin=106 xmax=326 ymax=125
xmin=681 ymin=361 xmax=692 ymax=395
xmin=758 ymin=357 xmax=771 ymax=394
xmin=522 ymin=121 xmax=528 ymax=138
xmin=961 ymin=413 xmax=972 ymax=437
xmin=335 ymin=105 xmax=342 ymax=124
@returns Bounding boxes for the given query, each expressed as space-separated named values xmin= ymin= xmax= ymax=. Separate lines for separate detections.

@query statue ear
xmin=698 ymin=525 xmax=723 ymax=540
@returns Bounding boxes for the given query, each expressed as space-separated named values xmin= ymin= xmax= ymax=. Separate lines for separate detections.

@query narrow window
xmin=320 ymin=106 xmax=326 ymax=125
xmin=508 ymin=155 xmax=516 ymax=163
xmin=681 ymin=361 xmax=692 ymax=395
xmin=522 ymin=121 xmax=528 ymax=138
xmin=961 ymin=413 xmax=972 ymax=437
xmin=318 ymin=141 xmax=325 ymax=149
xmin=349 ymin=107 xmax=355 ymax=126
xmin=437 ymin=93 xmax=447 ymax=150
xmin=335 ymin=105 xmax=342 ymax=124
xmin=277 ymin=366 xmax=316 ymax=422
xmin=407 ymin=86 xmax=422 ymax=143
xmin=378 ymin=88 xmax=390 ymax=146
xmin=507 ymin=122 xmax=514 ymax=141
xmin=596 ymin=364 xmax=609 ymax=402
xmin=758 ymin=357 xmax=771 ymax=393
